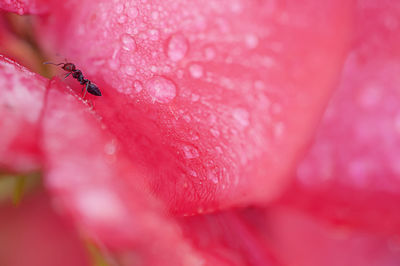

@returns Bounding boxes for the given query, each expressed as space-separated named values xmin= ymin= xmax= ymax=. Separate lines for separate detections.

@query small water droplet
xmin=128 ymin=7 xmax=139 ymax=18
xmin=232 ymin=108 xmax=249 ymax=128
xmin=151 ymin=11 xmax=159 ymax=20
xmin=133 ymin=80 xmax=143 ymax=93
xmin=166 ymin=33 xmax=189 ymax=62
xmin=148 ymin=29 xmax=159 ymax=41
xmin=124 ymin=65 xmax=136 ymax=76
xmin=150 ymin=65 xmax=158 ymax=72
xmin=104 ymin=140 xmax=117 ymax=155
xmin=204 ymin=46 xmax=216 ymax=60
xmin=210 ymin=128 xmax=220 ymax=137
xmin=115 ymin=4 xmax=124 ymax=14
xmin=245 ymin=34 xmax=259 ymax=49
xmin=215 ymin=146 xmax=223 ymax=154
xmin=121 ymin=34 xmax=137 ymax=51
xmin=117 ymin=15 xmax=127 ymax=23
xmin=274 ymin=122 xmax=285 ymax=138
xmin=208 ymin=170 xmax=219 ymax=184
xmin=108 ymin=60 xmax=120 ymax=70
xmin=189 ymin=64 xmax=203 ymax=79
xmin=145 ymin=76 xmax=177 ymax=103
xmin=191 ymin=94 xmax=200 ymax=102
xmin=182 ymin=144 xmax=199 ymax=159
xmin=183 ymin=115 xmax=191 ymax=122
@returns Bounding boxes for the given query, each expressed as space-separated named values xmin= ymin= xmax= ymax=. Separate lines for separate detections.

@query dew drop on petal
xmin=189 ymin=64 xmax=203 ymax=79
xmin=191 ymin=93 xmax=200 ymax=102
xmin=115 ymin=4 xmax=124 ymax=14
xmin=145 ymin=76 xmax=177 ymax=103
xmin=204 ymin=46 xmax=216 ymax=60
xmin=124 ymin=65 xmax=136 ymax=76
xmin=121 ymin=34 xmax=137 ymax=51
xmin=148 ymin=29 xmax=159 ymax=41
xmin=133 ymin=80 xmax=143 ymax=93
xmin=245 ymin=34 xmax=259 ymax=49
xmin=128 ymin=7 xmax=139 ymax=18
xmin=210 ymin=128 xmax=220 ymax=137
xmin=182 ymin=144 xmax=199 ymax=159
xmin=166 ymin=33 xmax=189 ymax=62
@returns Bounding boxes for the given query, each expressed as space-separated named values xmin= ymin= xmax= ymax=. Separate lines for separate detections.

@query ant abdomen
xmin=87 ymin=83 xmax=102 ymax=96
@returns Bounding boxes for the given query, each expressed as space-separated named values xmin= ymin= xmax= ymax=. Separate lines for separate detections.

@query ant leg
xmin=82 ymin=83 xmax=89 ymax=99
xmin=64 ymin=73 xmax=72 ymax=79
xmin=43 ymin=62 xmax=64 ymax=66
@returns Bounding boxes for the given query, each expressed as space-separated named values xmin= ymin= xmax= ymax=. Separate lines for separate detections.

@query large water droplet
xmin=121 ymin=34 xmax=137 ymax=51
xmin=145 ymin=76 xmax=177 ymax=103
xmin=182 ymin=144 xmax=199 ymax=159
xmin=166 ymin=33 xmax=189 ymax=62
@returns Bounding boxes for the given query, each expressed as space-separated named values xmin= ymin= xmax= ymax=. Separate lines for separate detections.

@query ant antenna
xmin=43 ymin=62 xmax=64 ymax=66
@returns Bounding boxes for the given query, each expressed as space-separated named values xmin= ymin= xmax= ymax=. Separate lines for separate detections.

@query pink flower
xmin=1 ymin=0 xmax=400 ymax=265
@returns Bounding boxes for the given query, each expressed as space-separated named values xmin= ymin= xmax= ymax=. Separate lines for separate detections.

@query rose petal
xmin=35 ymin=0 xmax=353 ymax=213
xmin=0 ymin=0 xmax=48 ymax=15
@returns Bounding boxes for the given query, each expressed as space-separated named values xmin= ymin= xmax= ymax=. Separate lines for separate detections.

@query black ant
xmin=44 ymin=62 xmax=102 ymax=97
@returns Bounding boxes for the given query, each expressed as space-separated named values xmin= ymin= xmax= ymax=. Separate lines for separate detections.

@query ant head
xmin=62 ymin=63 xmax=76 ymax=72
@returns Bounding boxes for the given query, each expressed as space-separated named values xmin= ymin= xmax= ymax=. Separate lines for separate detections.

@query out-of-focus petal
xmin=0 ymin=55 xmax=46 ymax=172
xmin=0 ymin=191 xmax=90 ymax=266
xmin=241 ymin=207 xmax=400 ymax=266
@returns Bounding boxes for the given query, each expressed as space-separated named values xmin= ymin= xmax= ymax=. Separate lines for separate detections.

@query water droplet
xmin=108 ymin=60 xmax=120 ymax=70
xmin=124 ymin=65 xmax=136 ymax=76
xmin=215 ymin=146 xmax=223 ymax=154
xmin=245 ymin=34 xmax=259 ymax=49
xmin=208 ymin=170 xmax=219 ymax=184
xmin=191 ymin=94 xmax=200 ymax=102
xmin=274 ymin=122 xmax=285 ymax=138
xmin=104 ymin=140 xmax=117 ymax=155
xmin=147 ymin=67 xmax=156 ymax=74
xmin=166 ymin=33 xmax=189 ymax=62
xmin=232 ymin=108 xmax=249 ymax=128
xmin=204 ymin=46 xmax=216 ymax=60
xmin=128 ymin=7 xmax=139 ymax=18
xmin=151 ymin=11 xmax=159 ymax=20
xmin=148 ymin=29 xmax=159 ymax=41
xmin=117 ymin=15 xmax=127 ymax=23
xmin=115 ymin=4 xmax=124 ymax=14
xmin=121 ymin=34 xmax=137 ymax=51
xmin=210 ymin=128 xmax=220 ymax=137
xmin=133 ymin=80 xmax=143 ymax=93
xmin=189 ymin=64 xmax=203 ymax=79
xmin=182 ymin=144 xmax=199 ymax=159
xmin=183 ymin=115 xmax=191 ymax=122
xmin=145 ymin=76 xmax=177 ymax=103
